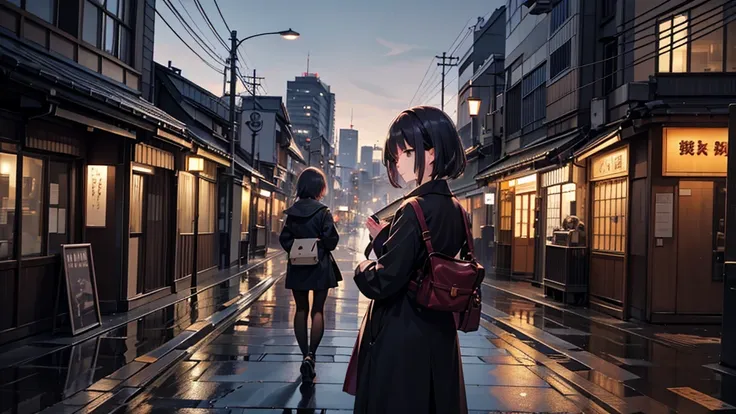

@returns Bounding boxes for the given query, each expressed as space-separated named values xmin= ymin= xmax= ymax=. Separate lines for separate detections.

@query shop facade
xmin=0 ymin=45 xmax=189 ymax=345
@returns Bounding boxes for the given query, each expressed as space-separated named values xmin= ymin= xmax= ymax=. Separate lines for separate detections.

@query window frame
xmin=81 ymin=0 xmax=134 ymax=65
xmin=592 ymin=178 xmax=628 ymax=254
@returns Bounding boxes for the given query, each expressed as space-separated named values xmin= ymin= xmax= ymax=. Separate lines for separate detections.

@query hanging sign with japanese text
xmin=86 ymin=166 xmax=108 ymax=227
xmin=663 ymin=127 xmax=728 ymax=177
xmin=590 ymin=146 xmax=628 ymax=181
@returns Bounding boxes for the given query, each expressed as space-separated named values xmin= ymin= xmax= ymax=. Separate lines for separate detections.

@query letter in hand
xmin=366 ymin=216 xmax=388 ymax=239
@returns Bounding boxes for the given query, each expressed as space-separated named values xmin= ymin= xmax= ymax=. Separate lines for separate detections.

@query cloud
xmin=376 ymin=37 xmax=422 ymax=57
xmin=351 ymin=79 xmax=402 ymax=101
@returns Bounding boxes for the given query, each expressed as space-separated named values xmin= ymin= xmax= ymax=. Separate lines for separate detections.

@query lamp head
xmin=468 ymin=97 xmax=482 ymax=117
xmin=280 ymin=29 xmax=300 ymax=40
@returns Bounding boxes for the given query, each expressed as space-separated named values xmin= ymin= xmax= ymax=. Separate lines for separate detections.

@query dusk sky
xmin=154 ymin=0 xmax=505 ymax=149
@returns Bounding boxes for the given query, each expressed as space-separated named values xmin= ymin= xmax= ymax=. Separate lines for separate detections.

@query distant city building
xmin=338 ymin=128 xmax=359 ymax=185
xmin=286 ymin=73 xmax=336 ymax=151
xmin=372 ymin=161 xmax=381 ymax=178
xmin=360 ymin=145 xmax=373 ymax=171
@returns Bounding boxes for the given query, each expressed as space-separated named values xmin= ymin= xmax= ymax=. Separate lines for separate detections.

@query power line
xmin=155 ymin=8 xmax=224 ymax=74
xmin=409 ymin=17 xmax=471 ymax=107
xmin=193 ymin=0 xmax=228 ymax=50
xmin=417 ymin=77 xmax=442 ymax=107
xmin=549 ymin=5 xmax=736 ymax=112
xmin=212 ymin=0 xmax=231 ymax=33
xmin=174 ymin=0 xmax=221 ymax=54
xmin=161 ymin=0 xmax=224 ymax=64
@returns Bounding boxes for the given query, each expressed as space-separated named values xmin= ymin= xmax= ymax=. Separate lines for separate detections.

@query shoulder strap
xmin=452 ymin=198 xmax=475 ymax=257
xmin=406 ymin=199 xmax=435 ymax=254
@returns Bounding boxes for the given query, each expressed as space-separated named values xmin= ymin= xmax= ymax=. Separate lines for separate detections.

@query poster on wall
xmin=86 ymin=166 xmax=107 ymax=227
xmin=62 ymin=244 xmax=102 ymax=335
xmin=654 ymin=193 xmax=674 ymax=238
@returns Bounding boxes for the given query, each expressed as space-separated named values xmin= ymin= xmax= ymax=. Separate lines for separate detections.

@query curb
xmin=1 ymin=252 xmax=284 ymax=371
xmin=39 ymin=270 xmax=286 ymax=414
xmin=482 ymin=280 xmax=678 ymax=349
xmin=479 ymin=314 xmax=630 ymax=414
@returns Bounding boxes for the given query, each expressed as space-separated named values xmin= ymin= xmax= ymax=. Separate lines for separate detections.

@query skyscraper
xmin=286 ymin=73 xmax=336 ymax=151
xmin=360 ymin=146 xmax=373 ymax=171
xmin=338 ymin=128 xmax=358 ymax=185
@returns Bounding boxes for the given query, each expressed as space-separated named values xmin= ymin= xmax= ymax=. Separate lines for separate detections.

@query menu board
xmin=62 ymin=244 xmax=101 ymax=335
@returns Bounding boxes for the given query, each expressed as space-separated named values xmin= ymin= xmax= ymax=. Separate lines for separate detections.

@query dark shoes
xmin=300 ymin=353 xmax=316 ymax=384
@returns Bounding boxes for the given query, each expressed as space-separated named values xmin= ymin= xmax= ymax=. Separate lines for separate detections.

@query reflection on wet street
xmin=124 ymin=231 xmax=584 ymax=413
xmin=0 ymin=258 xmax=275 ymax=414
xmin=481 ymin=282 xmax=735 ymax=413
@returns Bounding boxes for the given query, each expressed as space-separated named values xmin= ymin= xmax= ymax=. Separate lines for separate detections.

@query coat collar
xmin=405 ymin=179 xmax=453 ymax=198
xmin=284 ymin=198 xmax=327 ymax=218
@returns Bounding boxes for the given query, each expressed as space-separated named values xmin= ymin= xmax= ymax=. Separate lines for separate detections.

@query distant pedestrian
xmin=345 ymin=106 xmax=469 ymax=413
xmin=279 ymin=167 xmax=341 ymax=385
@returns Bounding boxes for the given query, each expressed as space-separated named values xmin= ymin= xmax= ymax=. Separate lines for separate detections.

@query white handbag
xmin=290 ymin=238 xmax=320 ymax=266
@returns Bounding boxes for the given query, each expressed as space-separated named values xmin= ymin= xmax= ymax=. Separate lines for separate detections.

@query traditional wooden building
xmin=0 ymin=0 xmax=192 ymax=344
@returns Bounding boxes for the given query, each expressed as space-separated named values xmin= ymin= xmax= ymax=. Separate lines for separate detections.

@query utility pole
xmin=243 ymin=69 xmax=264 ymax=170
xmin=436 ymin=52 xmax=459 ymax=111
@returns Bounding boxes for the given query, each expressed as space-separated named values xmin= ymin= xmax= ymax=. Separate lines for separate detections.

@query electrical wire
xmin=175 ymin=0 xmax=221 ymax=54
xmin=548 ymin=5 xmax=736 ymax=111
xmin=212 ymin=0 xmax=231 ymax=33
xmin=193 ymin=0 xmax=229 ymax=50
xmin=409 ymin=17 xmax=472 ymax=107
xmin=161 ymin=0 xmax=224 ymax=64
xmin=155 ymin=8 xmax=224 ymax=74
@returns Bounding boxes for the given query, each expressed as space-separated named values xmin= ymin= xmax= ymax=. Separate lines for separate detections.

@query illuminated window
xmin=514 ymin=193 xmax=535 ymax=239
xmin=198 ymin=179 xmax=216 ymax=233
xmin=22 ymin=157 xmax=44 ymax=256
xmin=592 ymin=178 xmax=627 ymax=253
xmin=545 ymin=183 xmax=576 ymax=242
xmin=658 ymin=13 xmax=689 ymax=72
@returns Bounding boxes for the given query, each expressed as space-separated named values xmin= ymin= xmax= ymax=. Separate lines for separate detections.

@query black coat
xmin=352 ymin=180 xmax=469 ymax=414
xmin=279 ymin=198 xmax=340 ymax=291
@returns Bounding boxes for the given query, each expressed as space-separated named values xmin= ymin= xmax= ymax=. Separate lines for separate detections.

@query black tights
xmin=292 ymin=289 xmax=329 ymax=358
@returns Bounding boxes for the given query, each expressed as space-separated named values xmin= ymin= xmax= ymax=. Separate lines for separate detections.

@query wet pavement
xmin=481 ymin=280 xmax=736 ymax=413
xmin=0 ymin=255 xmax=281 ymax=414
xmin=122 ymin=231 xmax=589 ymax=413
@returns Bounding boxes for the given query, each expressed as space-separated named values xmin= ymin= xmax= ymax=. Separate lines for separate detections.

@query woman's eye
xmin=405 ymin=151 xmax=414 ymax=158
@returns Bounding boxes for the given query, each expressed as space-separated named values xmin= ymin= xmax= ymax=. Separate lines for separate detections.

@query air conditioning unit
xmin=524 ymin=0 xmax=552 ymax=15
xmin=591 ymin=98 xmax=607 ymax=129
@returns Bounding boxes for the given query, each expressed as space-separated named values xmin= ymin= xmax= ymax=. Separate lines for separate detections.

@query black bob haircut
xmin=296 ymin=167 xmax=327 ymax=199
xmin=383 ymin=105 xmax=466 ymax=188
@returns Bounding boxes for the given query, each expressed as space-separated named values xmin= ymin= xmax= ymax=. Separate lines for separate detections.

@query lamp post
xmin=467 ymin=96 xmax=482 ymax=147
xmin=224 ymin=28 xmax=299 ymax=267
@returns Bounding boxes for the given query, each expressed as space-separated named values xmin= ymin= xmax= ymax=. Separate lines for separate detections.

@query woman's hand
xmin=366 ymin=217 xmax=388 ymax=239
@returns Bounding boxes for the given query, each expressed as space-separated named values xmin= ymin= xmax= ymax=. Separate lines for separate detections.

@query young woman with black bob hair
xmin=279 ymin=167 xmax=340 ymax=384
xmin=347 ymin=106 xmax=469 ymax=413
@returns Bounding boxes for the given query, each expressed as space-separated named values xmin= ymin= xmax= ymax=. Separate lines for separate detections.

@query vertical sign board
xmin=62 ymin=244 xmax=101 ymax=335
xmin=86 ymin=166 xmax=107 ymax=227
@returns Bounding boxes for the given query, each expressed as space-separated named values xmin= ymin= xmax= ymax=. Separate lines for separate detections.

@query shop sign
xmin=662 ymin=127 xmax=728 ymax=177
xmin=86 ymin=166 xmax=107 ymax=227
xmin=484 ymin=193 xmax=495 ymax=205
xmin=591 ymin=147 xmax=628 ymax=181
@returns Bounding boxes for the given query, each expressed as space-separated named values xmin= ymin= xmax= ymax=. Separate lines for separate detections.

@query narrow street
xmin=121 ymin=231 xmax=588 ymax=413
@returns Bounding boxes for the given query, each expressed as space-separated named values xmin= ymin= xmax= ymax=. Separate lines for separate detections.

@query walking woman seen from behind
xmin=279 ymin=167 xmax=340 ymax=385
xmin=347 ymin=106 xmax=470 ymax=413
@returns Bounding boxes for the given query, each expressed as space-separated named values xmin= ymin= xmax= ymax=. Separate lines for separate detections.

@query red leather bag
xmin=406 ymin=198 xmax=484 ymax=332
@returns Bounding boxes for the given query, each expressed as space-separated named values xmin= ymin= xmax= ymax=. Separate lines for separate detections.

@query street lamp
xmin=468 ymin=97 xmax=482 ymax=117
xmin=225 ymin=28 xmax=300 ymax=268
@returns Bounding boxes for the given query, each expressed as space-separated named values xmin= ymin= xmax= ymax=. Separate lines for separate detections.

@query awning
xmin=0 ymin=36 xmax=186 ymax=136
xmin=187 ymin=130 xmax=231 ymax=167
xmin=574 ymin=122 xmax=624 ymax=161
xmin=287 ymin=139 xmax=306 ymax=164
xmin=475 ymin=129 xmax=582 ymax=182
xmin=233 ymin=154 xmax=265 ymax=179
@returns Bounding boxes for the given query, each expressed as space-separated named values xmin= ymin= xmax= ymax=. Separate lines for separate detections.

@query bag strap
xmin=406 ymin=199 xmax=435 ymax=254
xmin=451 ymin=198 xmax=475 ymax=257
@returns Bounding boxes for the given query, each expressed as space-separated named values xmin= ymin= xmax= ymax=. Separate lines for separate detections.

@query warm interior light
xmin=280 ymin=29 xmax=300 ymax=40
xmin=467 ymin=97 xmax=482 ymax=117
xmin=187 ymin=156 xmax=204 ymax=172
xmin=516 ymin=174 xmax=537 ymax=185
xmin=0 ymin=162 xmax=10 ymax=175
xmin=132 ymin=164 xmax=154 ymax=174
xmin=259 ymin=189 xmax=272 ymax=198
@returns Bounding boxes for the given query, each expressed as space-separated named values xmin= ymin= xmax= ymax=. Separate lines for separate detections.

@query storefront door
xmin=676 ymin=181 xmax=722 ymax=314
xmin=513 ymin=192 xmax=535 ymax=274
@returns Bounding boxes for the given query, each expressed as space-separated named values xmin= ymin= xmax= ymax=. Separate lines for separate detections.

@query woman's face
xmin=396 ymin=145 xmax=435 ymax=184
